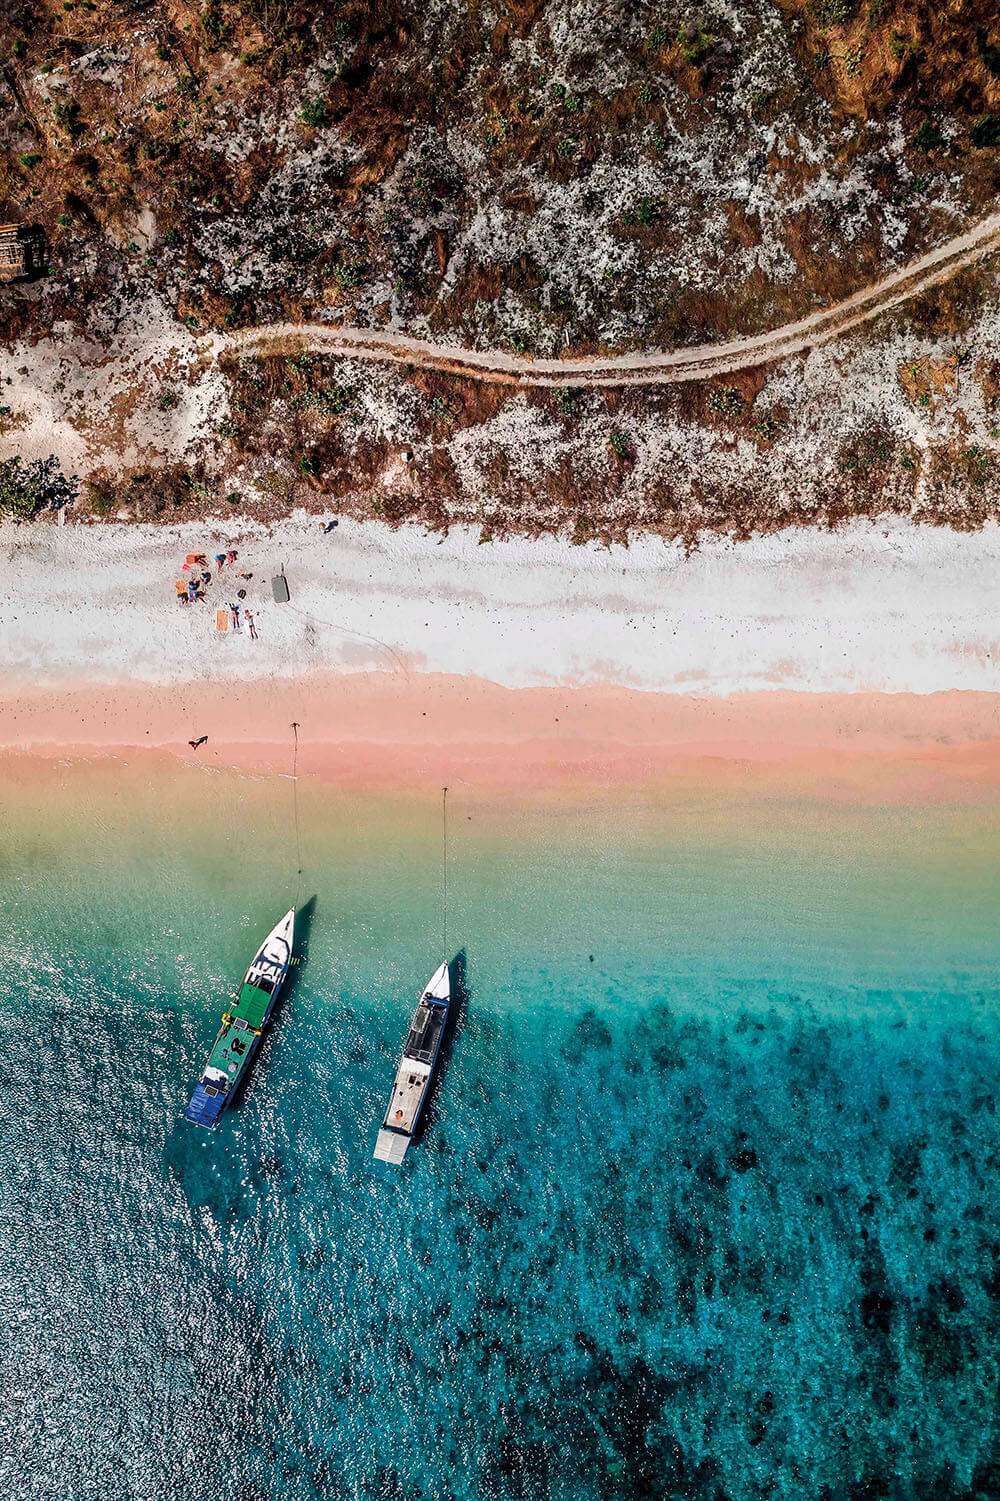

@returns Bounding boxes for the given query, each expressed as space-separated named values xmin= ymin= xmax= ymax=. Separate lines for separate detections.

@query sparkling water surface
xmin=0 ymin=760 xmax=997 ymax=1500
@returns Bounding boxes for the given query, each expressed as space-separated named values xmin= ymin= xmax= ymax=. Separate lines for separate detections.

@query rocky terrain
xmin=0 ymin=0 xmax=998 ymax=541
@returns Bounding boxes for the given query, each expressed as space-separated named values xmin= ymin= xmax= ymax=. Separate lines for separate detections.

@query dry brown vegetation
xmin=1 ymin=1 xmax=998 ymax=351
xmin=67 ymin=339 xmax=975 ymax=549
xmin=3 ymin=2 xmax=998 ymax=545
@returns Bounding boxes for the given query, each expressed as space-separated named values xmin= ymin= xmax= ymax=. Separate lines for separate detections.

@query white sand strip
xmin=0 ymin=516 xmax=998 ymax=694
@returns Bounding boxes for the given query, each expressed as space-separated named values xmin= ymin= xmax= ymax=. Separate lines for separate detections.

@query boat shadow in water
xmin=281 ymin=894 xmax=317 ymax=1009
xmin=414 ymin=947 xmax=467 ymax=1147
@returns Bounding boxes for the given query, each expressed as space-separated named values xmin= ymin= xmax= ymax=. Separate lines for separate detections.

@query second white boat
xmin=374 ymin=962 xmax=451 ymax=1164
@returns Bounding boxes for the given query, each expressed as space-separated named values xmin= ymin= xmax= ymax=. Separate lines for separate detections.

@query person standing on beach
xmin=246 ymin=610 xmax=258 ymax=641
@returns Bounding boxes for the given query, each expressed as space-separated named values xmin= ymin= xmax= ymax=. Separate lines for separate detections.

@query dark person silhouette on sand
xmin=188 ymin=736 xmax=208 ymax=750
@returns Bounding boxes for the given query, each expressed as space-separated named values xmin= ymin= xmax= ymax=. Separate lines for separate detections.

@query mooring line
xmin=442 ymin=785 xmax=449 ymax=962
xmin=291 ymin=720 xmax=303 ymax=901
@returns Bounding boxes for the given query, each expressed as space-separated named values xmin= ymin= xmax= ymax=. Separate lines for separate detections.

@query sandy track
xmin=218 ymin=211 xmax=1000 ymax=388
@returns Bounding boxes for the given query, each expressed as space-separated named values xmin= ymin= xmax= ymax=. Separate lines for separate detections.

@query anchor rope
xmin=442 ymin=785 xmax=448 ymax=961
xmin=284 ymin=602 xmax=410 ymax=677
xmin=291 ymin=721 xmax=303 ymax=902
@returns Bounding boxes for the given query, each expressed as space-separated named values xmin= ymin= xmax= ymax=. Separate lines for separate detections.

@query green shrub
xmin=330 ymin=260 xmax=364 ymax=290
xmin=0 ymin=456 xmax=78 ymax=521
xmin=85 ymin=482 xmax=115 ymax=515
xmin=964 ymin=445 xmax=994 ymax=484
xmin=300 ymin=96 xmax=326 ymax=128
xmin=709 ymin=386 xmax=745 ymax=419
xmin=811 ymin=0 xmax=854 ymax=26
xmin=752 ymin=411 xmax=784 ymax=443
xmin=429 ymin=394 xmax=455 ymax=421
xmin=53 ymin=100 xmax=83 ymax=137
xmin=292 ymin=385 xmax=353 ymax=415
xmin=630 ymin=197 xmax=658 ymax=227
xmin=201 ymin=2 xmax=227 ymax=49
xmin=913 ymin=119 xmax=945 ymax=152
xmin=970 ymin=114 xmax=1000 ymax=149
xmin=676 ymin=25 xmax=716 ymax=65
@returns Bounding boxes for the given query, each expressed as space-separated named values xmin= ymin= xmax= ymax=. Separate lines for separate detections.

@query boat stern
xmin=185 ymin=1078 xmax=228 ymax=1128
xmin=374 ymin=1128 xmax=410 ymax=1165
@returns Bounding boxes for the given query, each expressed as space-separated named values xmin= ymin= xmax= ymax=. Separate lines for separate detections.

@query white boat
xmin=374 ymin=962 xmax=451 ymax=1164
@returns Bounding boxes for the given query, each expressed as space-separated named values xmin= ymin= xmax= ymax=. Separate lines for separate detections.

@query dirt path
xmin=218 ymin=211 xmax=1000 ymax=387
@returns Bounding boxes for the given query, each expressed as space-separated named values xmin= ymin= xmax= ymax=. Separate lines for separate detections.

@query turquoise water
xmin=0 ymin=760 xmax=998 ymax=1499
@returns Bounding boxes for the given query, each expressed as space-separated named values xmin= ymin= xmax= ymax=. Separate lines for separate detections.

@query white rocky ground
xmin=2 ymin=268 xmax=997 ymax=533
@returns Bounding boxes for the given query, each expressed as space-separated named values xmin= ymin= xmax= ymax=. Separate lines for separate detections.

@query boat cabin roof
xmin=404 ymin=1001 xmax=446 ymax=1065
xmin=231 ymin=980 xmax=272 ymax=1029
xmin=384 ymin=1058 xmax=432 ymax=1136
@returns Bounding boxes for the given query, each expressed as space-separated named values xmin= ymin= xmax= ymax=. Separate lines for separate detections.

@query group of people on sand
xmin=174 ymin=547 xmax=258 ymax=640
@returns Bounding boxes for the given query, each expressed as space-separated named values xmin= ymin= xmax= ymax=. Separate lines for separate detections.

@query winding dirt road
xmin=219 ymin=210 xmax=1000 ymax=388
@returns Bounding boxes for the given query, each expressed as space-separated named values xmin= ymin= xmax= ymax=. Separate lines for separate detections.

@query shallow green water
xmin=0 ymin=759 xmax=997 ymax=1499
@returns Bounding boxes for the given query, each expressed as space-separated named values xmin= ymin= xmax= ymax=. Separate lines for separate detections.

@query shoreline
xmin=4 ymin=681 xmax=1000 ymax=805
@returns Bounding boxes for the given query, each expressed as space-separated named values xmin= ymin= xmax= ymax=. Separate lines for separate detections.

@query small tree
xmin=0 ymin=456 xmax=78 ymax=521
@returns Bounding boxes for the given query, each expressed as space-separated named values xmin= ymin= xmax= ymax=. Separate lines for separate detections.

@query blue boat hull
xmin=185 ymin=1035 xmax=262 ymax=1128
xmin=184 ymin=1081 xmax=227 ymax=1128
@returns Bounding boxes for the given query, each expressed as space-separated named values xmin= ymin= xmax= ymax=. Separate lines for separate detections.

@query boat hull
xmin=185 ymin=909 xmax=295 ymax=1128
xmin=374 ymin=961 xmax=450 ymax=1163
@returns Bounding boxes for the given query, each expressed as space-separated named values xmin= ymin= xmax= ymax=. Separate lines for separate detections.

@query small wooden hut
xmin=0 ymin=224 xmax=45 ymax=282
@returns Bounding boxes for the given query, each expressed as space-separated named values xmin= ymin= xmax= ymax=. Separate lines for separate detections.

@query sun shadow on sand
xmin=414 ymin=946 xmax=467 ymax=1146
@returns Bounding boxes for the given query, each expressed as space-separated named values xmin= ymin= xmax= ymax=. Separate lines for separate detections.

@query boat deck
xmin=384 ymin=1058 xmax=431 ymax=1135
xmin=207 ymin=1018 xmax=255 ymax=1080
xmin=373 ymin=1129 xmax=409 ymax=1164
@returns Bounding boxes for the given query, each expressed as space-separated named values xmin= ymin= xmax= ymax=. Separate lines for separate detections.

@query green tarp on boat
xmin=231 ymin=981 xmax=271 ymax=1029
